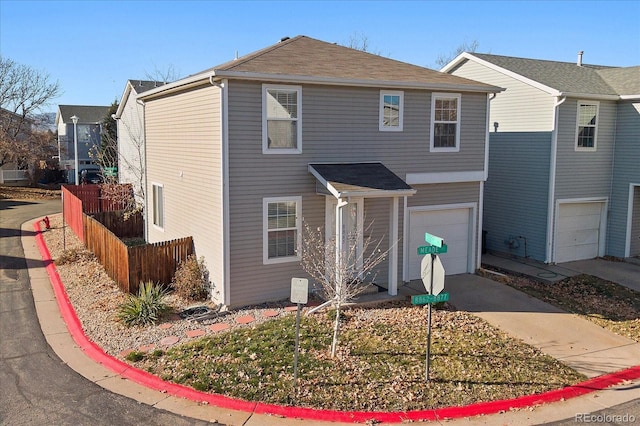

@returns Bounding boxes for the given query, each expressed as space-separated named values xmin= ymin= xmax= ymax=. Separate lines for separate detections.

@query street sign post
xmin=411 ymin=293 xmax=450 ymax=305
xmin=419 ymin=232 xmax=447 ymax=382
xmin=424 ymin=232 xmax=445 ymax=247
xmin=417 ymin=244 xmax=448 ymax=255
xmin=290 ymin=278 xmax=308 ymax=389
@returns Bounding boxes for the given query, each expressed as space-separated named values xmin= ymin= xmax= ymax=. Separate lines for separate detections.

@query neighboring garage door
xmin=631 ymin=187 xmax=640 ymax=257
xmin=556 ymin=201 xmax=604 ymax=263
xmin=408 ymin=208 xmax=472 ymax=279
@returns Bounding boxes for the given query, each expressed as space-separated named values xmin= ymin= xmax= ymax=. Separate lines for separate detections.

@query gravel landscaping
xmin=41 ymin=214 xmax=307 ymax=356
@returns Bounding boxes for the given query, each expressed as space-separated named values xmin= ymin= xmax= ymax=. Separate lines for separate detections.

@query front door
xmin=326 ymin=197 xmax=364 ymax=275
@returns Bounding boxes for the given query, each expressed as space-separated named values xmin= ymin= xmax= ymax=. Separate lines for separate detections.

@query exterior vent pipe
xmin=577 ymin=51 xmax=584 ymax=66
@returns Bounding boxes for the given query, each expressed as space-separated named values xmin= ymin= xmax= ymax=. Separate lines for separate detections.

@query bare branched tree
xmin=144 ymin=63 xmax=181 ymax=84
xmin=300 ymin=220 xmax=391 ymax=357
xmin=89 ymin=102 xmax=140 ymax=217
xmin=114 ymin=116 xmax=146 ymax=214
xmin=434 ymin=39 xmax=480 ymax=69
xmin=344 ymin=31 xmax=383 ymax=56
xmin=0 ymin=56 xmax=61 ymax=167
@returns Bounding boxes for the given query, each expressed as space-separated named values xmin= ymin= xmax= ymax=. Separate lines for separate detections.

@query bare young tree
xmin=433 ymin=39 xmax=480 ymax=69
xmin=89 ymin=102 xmax=141 ymax=217
xmin=300 ymin=220 xmax=391 ymax=357
xmin=114 ymin=116 xmax=146 ymax=214
xmin=144 ymin=63 xmax=181 ymax=84
xmin=344 ymin=31 xmax=383 ymax=56
xmin=0 ymin=56 xmax=61 ymax=167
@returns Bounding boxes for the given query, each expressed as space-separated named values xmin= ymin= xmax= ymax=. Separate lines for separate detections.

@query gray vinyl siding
xmin=554 ymin=99 xmax=616 ymax=200
xmin=483 ymin=132 xmax=551 ymax=261
xmin=449 ymin=58 xmax=555 ymax=261
xmin=608 ymin=102 xmax=640 ymax=257
xmin=226 ymin=80 xmax=489 ymax=307
xmin=144 ymin=84 xmax=225 ymax=299
xmin=449 ymin=59 xmax=555 ymax=132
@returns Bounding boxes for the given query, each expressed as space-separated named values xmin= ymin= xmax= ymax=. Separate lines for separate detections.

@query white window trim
xmin=151 ymin=182 xmax=164 ymax=231
xmin=379 ymin=90 xmax=404 ymax=132
xmin=262 ymin=84 xmax=302 ymax=154
xmin=263 ymin=196 xmax=302 ymax=265
xmin=430 ymin=92 xmax=461 ymax=153
xmin=575 ymin=100 xmax=599 ymax=152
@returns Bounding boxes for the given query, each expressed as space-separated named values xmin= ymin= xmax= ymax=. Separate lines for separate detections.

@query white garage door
xmin=408 ymin=208 xmax=471 ymax=279
xmin=556 ymin=202 xmax=604 ymax=263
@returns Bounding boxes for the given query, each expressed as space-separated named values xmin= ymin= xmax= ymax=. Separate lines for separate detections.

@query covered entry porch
xmin=308 ymin=162 xmax=416 ymax=295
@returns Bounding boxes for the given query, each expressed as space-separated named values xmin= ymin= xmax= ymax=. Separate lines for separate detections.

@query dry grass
xmin=0 ymin=184 xmax=60 ymax=200
xmin=129 ymin=301 xmax=586 ymax=411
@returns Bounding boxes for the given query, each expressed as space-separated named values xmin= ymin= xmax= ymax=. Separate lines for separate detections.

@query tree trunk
xmin=330 ymin=302 xmax=341 ymax=358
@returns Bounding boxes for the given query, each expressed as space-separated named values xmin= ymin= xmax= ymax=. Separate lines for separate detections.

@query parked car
xmin=80 ymin=169 xmax=103 ymax=184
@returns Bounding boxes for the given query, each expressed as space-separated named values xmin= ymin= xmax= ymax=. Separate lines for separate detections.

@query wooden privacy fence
xmin=62 ymin=185 xmax=88 ymax=241
xmin=89 ymin=210 xmax=143 ymax=239
xmin=62 ymin=184 xmax=134 ymax=242
xmin=83 ymin=214 xmax=193 ymax=294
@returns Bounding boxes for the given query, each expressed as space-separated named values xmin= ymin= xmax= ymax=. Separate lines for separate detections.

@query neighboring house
xmin=138 ymin=35 xmax=502 ymax=308
xmin=56 ymin=105 xmax=109 ymax=182
xmin=442 ymin=52 xmax=640 ymax=262
xmin=114 ymin=80 xmax=166 ymax=203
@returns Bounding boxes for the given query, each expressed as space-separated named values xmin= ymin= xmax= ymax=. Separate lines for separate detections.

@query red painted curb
xmin=32 ymin=218 xmax=640 ymax=423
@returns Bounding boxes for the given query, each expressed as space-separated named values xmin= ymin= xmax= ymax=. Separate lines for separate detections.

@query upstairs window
xmin=575 ymin=101 xmax=599 ymax=151
xmin=262 ymin=85 xmax=302 ymax=154
xmin=263 ymin=197 xmax=301 ymax=264
xmin=430 ymin=93 xmax=461 ymax=152
xmin=379 ymin=91 xmax=404 ymax=131
xmin=152 ymin=183 xmax=164 ymax=229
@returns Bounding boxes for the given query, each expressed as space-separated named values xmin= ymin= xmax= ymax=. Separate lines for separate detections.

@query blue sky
xmin=1 ymin=0 xmax=639 ymax=111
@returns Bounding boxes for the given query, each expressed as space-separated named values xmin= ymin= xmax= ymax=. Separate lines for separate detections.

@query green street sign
xmin=417 ymin=244 xmax=448 ymax=255
xmin=424 ymin=232 xmax=445 ymax=247
xmin=411 ymin=293 xmax=450 ymax=305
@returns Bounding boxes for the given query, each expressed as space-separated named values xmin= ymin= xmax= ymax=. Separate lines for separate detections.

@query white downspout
xmin=546 ymin=95 xmax=566 ymax=263
xmin=210 ymin=77 xmax=230 ymax=306
xmin=478 ymin=92 xmax=497 ymax=270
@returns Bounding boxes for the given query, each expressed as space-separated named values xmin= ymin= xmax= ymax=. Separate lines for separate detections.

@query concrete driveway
xmin=557 ymin=258 xmax=640 ymax=292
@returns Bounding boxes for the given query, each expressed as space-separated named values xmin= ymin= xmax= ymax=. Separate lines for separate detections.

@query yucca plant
xmin=118 ymin=281 xmax=170 ymax=327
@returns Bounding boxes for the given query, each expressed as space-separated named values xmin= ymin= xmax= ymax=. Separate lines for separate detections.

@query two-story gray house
xmin=443 ymin=52 xmax=640 ymax=263
xmin=138 ymin=36 xmax=502 ymax=308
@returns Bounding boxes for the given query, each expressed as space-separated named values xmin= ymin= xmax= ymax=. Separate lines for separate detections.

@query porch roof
xmin=308 ymin=162 xmax=416 ymax=199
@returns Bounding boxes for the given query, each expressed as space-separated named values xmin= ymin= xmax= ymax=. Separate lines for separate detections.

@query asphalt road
xmin=0 ymin=198 xmax=215 ymax=426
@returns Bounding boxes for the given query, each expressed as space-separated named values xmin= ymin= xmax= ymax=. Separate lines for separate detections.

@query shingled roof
xmin=141 ymin=35 xmax=502 ymax=100
xmin=448 ymin=53 xmax=639 ymax=98
xmin=57 ymin=105 xmax=110 ymax=124
xmin=127 ymin=80 xmax=167 ymax=94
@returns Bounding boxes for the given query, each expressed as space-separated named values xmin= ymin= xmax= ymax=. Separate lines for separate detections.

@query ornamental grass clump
xmin=117 ymin=281 xmax=170 ymax=326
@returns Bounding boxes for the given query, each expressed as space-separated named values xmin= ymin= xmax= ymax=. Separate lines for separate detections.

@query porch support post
xmin=388 ymin=196 xmax=399 ymax=296
xmin=335 ymin=198 xmax=347 ymax=288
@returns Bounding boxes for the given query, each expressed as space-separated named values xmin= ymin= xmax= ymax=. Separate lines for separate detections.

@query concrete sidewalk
xmin=22 ymin=217 xmax=640 ymax=425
